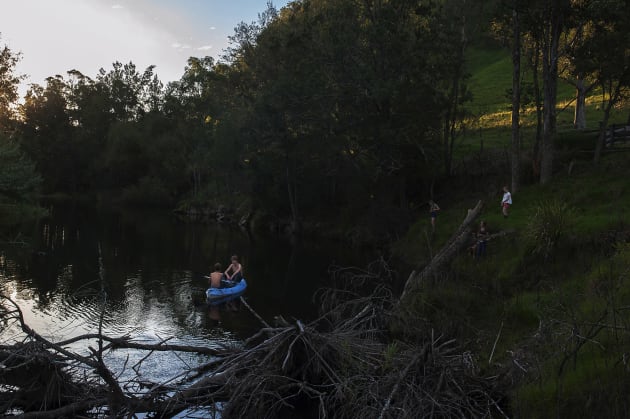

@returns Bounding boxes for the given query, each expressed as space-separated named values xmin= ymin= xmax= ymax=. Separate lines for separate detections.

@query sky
xmin=0 ymin=0 xmax=291 ymax=96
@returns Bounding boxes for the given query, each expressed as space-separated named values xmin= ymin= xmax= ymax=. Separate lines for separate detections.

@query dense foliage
xmin=2 ymin=1 xmax=473 ymax=235
xmin=0 ymin=0 xmax=629 ymax=232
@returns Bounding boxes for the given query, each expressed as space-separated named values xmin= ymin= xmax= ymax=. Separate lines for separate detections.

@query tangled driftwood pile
xmin=1 ymin=289 xmax=504 ymax=418
xmin=0 ymin=203 xmax=508 ymax=418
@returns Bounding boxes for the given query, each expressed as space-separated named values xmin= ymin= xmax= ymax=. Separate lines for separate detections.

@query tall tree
xmin=578 ymin=0 xmax=630 ymax=164
xmin=164 ymin=56 xmax=243 ymax=201
xmin=0 ymin=38 xmax=44 ymax=204
xmin=439 ymin=0 xmax=474 ymax=177
xmin=0 ymin=138 xmax=41 ymax=202
xmin=539 ymin=0 xmax=571 ymax=184
xmin=19 ymin=76 xmax=77 ymax=192
xmin=0 ymin=37 xmax=25 ymax=133
xmin=235 ymin=0 xmax=454 ymax=231
xmin=562 ymin=18 xmax=597 ymax=130
xmin=96 ymin=61 xmax=159 ymax=121
xmin=493 ymin=0 xmax=542 ymax=182
xmin=510 ymin=2 xmax=521 ymax=193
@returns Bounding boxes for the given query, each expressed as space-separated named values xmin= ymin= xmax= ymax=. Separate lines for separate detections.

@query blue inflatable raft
xmin=206 ymin=278 xmax=247 ymax=303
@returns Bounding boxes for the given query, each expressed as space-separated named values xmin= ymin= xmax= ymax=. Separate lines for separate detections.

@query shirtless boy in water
xmin=209 ymin=263 xmax=223 ymax=288
xmin=224 ymin=255 xmax=243 ymax=281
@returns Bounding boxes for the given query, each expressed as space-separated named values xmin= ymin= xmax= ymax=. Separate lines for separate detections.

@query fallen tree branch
xmin=53 ymin=334 xmax=231 ymax=356
xmin=378 ymin=349 xmax=425 ymax=419
xmin=17 ymin=399 xmax=106 ymax=419
xmin=240 ymin=296 xmax=271 ymax=328
xmin=400 ymin=200 xmax=484 ymax=301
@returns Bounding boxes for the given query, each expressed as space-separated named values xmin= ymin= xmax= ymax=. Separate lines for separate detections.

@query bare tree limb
xmin=400 ymin=200 xmax=484 ymax=301
xmin=16 ymin=399 xmax=106 ymax=419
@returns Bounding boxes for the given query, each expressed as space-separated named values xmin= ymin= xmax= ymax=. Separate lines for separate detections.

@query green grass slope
xmin=459 ymin=47 xmax=629 ymax=156
xmin=395 ymin=47 xmax=630 ymax=417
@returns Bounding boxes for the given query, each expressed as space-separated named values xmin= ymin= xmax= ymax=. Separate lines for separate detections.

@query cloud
xmin=0 ymin=0 xmax=195 ymax=93
xmin=0 ymin=0 xmax=292 ymax=97
xmin=172 ymin=42 xmax=192 ymax=50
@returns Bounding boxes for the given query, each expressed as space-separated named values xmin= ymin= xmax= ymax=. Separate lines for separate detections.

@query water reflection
xmin=1 ymin=204 xmax=371 ymax=381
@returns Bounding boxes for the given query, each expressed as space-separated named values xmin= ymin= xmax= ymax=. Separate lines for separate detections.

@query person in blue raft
xmin=224 ymin=255 xmax=243 ymax=283
xmin=208 ymin=263 xmax=223 ymax=288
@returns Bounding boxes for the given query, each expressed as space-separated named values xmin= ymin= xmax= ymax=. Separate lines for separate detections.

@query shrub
xmin=0 ymin=140 xmax=42 ymax=201
xmin=525 ymin=200 xmax=575 ymax=259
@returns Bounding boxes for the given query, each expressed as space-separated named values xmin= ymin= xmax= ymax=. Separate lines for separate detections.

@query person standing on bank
xmin=501 ymin=186 xmax=512 ymax=218
xmin=429 ymin=200 xmax=440 ymax=231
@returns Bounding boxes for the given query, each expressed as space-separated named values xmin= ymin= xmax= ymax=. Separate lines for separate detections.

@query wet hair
xmin=231 ymin=255 xmax=239 ymax=262
xmin=214 ymin=263 xmax=222 ymax=271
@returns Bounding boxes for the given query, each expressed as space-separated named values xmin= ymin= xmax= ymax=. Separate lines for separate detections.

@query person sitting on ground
xmin=224 ymin=255 xmax=243 ymax=282
xmin=209 ymin=263 xmax=223 ymax=288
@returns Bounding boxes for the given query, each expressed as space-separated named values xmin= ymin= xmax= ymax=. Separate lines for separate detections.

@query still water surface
xmin=0 ymin=204 xmax=371 ymax=385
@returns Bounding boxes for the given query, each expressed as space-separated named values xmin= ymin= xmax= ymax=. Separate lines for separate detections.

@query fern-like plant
xmin=525 ymin=200 xmax=575 ymax=259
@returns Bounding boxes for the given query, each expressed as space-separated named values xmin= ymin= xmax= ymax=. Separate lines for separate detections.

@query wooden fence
xmin=605 ymin=124 xmax=630 ymax=147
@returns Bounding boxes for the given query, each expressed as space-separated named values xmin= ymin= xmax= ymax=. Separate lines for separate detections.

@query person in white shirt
xmin=501 ymin=186 xmax=512 ymax=218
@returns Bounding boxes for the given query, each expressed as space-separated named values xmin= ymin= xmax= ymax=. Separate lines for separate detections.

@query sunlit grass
xmin=396 ymin=46 xmax=630 ymax=417
xmin=464 ymin=47 xmax=630 ymax=155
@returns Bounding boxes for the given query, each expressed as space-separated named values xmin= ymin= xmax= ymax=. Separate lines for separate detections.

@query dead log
xmin=400 ymin=200 xmax=484 ymax=301
xmin=17 ymin=399 xmax=105 ymax=419
xmin=0 ymin=346 xmax=88 ymax=414
xmin=151 ymin=373 xmax=230 ymax=418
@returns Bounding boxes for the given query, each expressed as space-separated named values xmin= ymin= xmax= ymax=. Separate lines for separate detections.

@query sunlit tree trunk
xmin=573 ymin=76 xmax=587 ymax=129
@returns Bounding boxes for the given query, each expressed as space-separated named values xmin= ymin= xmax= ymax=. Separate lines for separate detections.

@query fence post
xmin=608 ymin=123 xmax=615 ymax=147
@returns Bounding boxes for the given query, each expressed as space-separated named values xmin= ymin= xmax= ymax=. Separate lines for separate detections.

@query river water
xmin=0 ymin=204 xmax=373 ymax=400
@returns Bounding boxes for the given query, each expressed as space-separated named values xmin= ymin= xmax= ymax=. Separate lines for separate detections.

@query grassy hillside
xmin=457 ymin=47 xmax=629 ymax=158
xmin=395 ymin=47 xmax=630 ymax=417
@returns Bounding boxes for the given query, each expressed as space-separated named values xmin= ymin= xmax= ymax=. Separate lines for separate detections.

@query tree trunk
xmin=573 ymin=76 xmax=587 ymax=129
xmin=285 ymin=152 xmax=301 ymax=234
xmin=400 ymin=200 xmax=483 ymax=301
xmin=529 ymin=36 xmax=543 ymax=179
xmin=594 ymin=82 xmax=621 ymax=165
xmin=539 ymin=5 xmax=563 ymax=185
xmin=511 ymin=5 xmax=521 ymax=194
xmin=442 ymin=5 xmax=467 ymax=177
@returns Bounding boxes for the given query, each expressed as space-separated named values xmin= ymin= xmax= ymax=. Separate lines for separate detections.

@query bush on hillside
xmin=525 ymin=200 xmax=575 ymax=259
